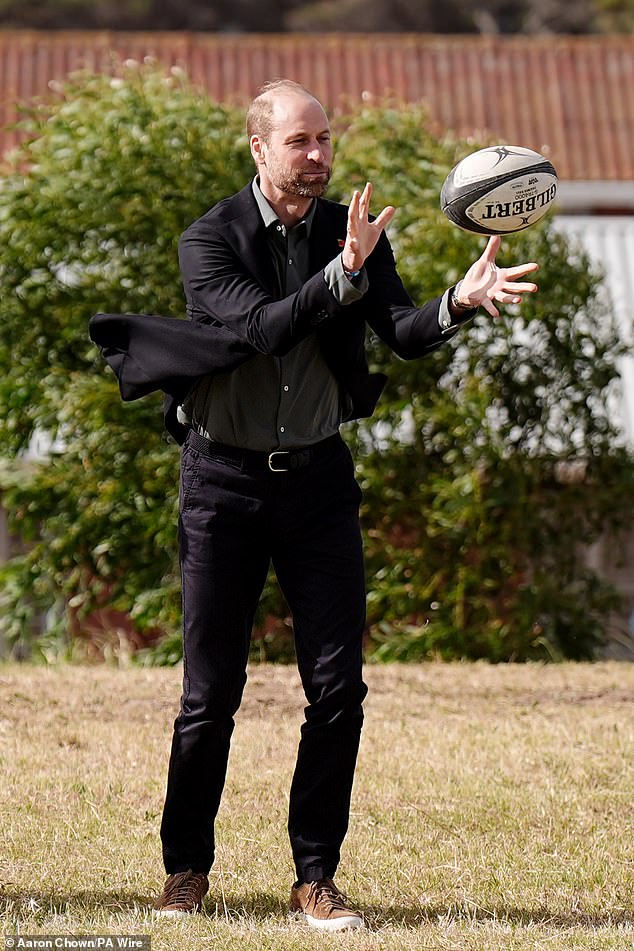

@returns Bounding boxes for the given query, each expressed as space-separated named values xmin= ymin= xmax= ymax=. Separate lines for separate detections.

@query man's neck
xmin=258 ymin=183 xmax=314 ymax=229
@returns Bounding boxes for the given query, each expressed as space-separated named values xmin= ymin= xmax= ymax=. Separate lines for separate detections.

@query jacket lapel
xmin=221 ymin=188 xmax=346 ymax=292
xmin=222 ymin=184 xmax=278 ymax=295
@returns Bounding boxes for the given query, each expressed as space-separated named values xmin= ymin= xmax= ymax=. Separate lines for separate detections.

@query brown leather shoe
xmin=290 ymin=877 xmax=364 ymax=931
xmin=153 ymin=869 xmax=209 ymax=916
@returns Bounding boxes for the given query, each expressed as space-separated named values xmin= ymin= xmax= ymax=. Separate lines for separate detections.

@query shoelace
xmin=307 ymin=879 xmax=350 ymax=912
xmin=162 ymin=870 xmax=206 ymax=906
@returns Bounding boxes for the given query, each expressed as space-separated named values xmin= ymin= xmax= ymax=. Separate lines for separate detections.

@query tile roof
xmin=0 ymin=30 xmax=633 ymax=181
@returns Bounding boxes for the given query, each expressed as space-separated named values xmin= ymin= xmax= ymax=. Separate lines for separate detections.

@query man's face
xmin=253 ymin=93 xmax=333 ymax=199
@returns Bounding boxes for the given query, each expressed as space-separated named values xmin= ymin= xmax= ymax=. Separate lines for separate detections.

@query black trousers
xmin=160 ymin=430 xmax=368 ymax=883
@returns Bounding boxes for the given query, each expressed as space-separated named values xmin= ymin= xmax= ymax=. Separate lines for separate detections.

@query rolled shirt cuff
xmin=324 ymin=255 xmax=369 ymax=304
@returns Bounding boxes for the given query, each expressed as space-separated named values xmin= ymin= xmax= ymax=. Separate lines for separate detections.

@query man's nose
xmin=307 ymin=143 xmax=324 ymax=162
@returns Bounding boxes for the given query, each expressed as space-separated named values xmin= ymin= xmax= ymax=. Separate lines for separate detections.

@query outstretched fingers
xmin=483 ymin=235 xmax=502 ymax=262
xmin=500 ymin=281 xmax=538 ymax=292
xmin=346 ymin=190 xmax=361 ymax=253
xmin=494 ymin=292 xmax=523 ymax=304
xmin=460 ymin=236 xmax=541 ymax=316
xmin=505 ymin=262 xmax=539 ymax=279
xmin=374 ymin=205 xmax=396 ymax=230
xmin=345 ymin=182 xmax=398 ymax=267
xmin=481 ymin=295 xmax=500 ymax=318
xmin=347 ymin=189 xmax=360 ymax=230
xmin=359 ymin=181 xmax=372 ymax=217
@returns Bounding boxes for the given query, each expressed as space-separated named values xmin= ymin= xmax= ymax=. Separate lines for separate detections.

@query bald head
xmin=246 ymin=80 xmax=326 ymax=145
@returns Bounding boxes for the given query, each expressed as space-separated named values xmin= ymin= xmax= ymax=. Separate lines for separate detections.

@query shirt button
xmin=280 ymin=426 xmax=285 ymax=433
xmin=288 ymin=258 xmax=293 ymax=265
xmin=283 ymin=385 xmax=289 ymax=392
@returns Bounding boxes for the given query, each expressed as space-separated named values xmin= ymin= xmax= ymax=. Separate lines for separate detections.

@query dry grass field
xmin=0 ymin=661 xmax=632 ymax=950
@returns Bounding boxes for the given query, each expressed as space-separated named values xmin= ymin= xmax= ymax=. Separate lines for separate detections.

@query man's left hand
xmin=342 ymin=182 xmax=395 ymax=273
xmin=456 ymin=235 xmax=539 ymax=317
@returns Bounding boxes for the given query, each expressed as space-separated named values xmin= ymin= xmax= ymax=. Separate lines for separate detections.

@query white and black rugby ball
xmin=440 ymin=145 xmax=558 ymax=235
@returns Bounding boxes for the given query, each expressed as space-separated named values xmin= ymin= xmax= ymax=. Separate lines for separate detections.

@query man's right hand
xmin=342 ymin=182 xmax=395 ymax=273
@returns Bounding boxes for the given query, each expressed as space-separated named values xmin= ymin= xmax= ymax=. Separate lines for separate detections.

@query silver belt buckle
xmin=268 ymin=450 xmax=291 ymax=472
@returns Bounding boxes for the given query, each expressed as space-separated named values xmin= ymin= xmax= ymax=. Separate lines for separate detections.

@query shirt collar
xmin=252 ymin=176 xmax=316 ymax=236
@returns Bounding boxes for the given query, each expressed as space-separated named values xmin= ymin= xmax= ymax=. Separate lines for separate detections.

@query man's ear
xmin=250 ymin=134 xmax=265 ymax=167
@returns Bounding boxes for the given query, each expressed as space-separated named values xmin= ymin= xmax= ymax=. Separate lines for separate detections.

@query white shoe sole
xmin=289 ymin=910 xmax=364 ymax=931
xmin=152 ymin=908 xmax=199 ymax=919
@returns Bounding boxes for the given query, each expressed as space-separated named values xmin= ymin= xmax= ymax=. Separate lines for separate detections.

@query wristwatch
xmin=450 ymin=280 xmax=475 ymax=311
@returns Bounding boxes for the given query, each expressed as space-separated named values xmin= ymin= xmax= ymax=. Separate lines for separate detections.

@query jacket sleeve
xmin=363 ymin=232 xmax=461 ymax=360
xmin=178 ymin=222 xmax=345 ymax=356
xmin=88 ymin=311 xmax=256 ymax=401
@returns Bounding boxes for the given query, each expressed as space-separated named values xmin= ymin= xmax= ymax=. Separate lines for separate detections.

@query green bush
xmin=330 ymin=106 xmax=633 ymax=659
xmin=0 ymin=67 xmax=631 ymax=663
xmin=0 ymin=64 xmax=252 ymax=658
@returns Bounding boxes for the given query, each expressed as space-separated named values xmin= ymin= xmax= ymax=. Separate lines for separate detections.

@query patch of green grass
xmin=0 ymin=661 xmax=632 ymax=949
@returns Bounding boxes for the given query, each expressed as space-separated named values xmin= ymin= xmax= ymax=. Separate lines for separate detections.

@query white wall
xmin=553 ymin=215 xmax=634 ymax=655
xmin=554 ymin=215 xmax=634 ymax=446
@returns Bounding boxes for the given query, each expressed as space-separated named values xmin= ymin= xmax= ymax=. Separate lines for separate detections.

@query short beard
xmin=271 ymin=166 xmax=331 ymax=198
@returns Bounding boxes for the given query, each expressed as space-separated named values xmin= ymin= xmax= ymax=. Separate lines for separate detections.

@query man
xmin=90 ymin=79 xmax=538 ymax=932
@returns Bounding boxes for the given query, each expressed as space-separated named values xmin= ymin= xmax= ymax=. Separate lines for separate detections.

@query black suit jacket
xmin=89 ymin=183 xmax=458 ymax=443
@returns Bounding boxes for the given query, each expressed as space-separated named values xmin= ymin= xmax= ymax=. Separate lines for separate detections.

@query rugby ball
xmin=440 ymin=145 xmax=558 ymax=235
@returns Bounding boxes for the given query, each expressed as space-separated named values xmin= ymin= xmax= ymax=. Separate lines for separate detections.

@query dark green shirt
xmin=180 ymin=179 xmax=366 ymax=451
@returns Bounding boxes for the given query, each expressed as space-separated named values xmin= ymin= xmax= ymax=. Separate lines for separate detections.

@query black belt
xmin=187 ymin=430 xmax=341 ymax=473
